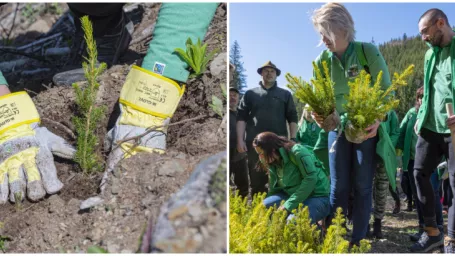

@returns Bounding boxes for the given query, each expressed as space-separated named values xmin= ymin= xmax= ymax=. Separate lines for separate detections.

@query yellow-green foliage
xmin=286 ymin=61 xmax=336 ymax=118
xmin=229 ymin=192 xmax=371 ymax=253
xmin=72 ymin=16 xmax=107 ymax=173
xmin=343 ymin=65 xmax=414 ymax=131
xmin=321 ymin=208 xmax=370 ymax=253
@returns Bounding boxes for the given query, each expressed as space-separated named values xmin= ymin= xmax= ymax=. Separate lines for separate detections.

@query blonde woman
xmin=311 ymin=3 xmax=392 ymax=247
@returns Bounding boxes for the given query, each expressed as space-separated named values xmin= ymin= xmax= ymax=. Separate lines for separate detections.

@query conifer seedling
xmin=286 ymin=61 xmax=338 ymax=131
xmin=72 ymin=16 xmax=107 ymax=173
xmin=343 ymin=65 xmax=414 ymax=143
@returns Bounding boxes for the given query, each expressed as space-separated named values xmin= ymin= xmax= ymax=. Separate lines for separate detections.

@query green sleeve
xmin=283 ymin=147 xmax=318 ymax=211
xmin=363 ymin=43 xmax=391 ymax=92
xmin=389 ymin=111 xmax=400 ymax=147
xmin=267 ymin=168 xmax=279 ymax=197
xmin=0 ymin=71 xmax=7 ymax=86
xmin=397 ymin=109 xmax=411 ymax=150
xmin=141 ymin=3 xmax=218 ymax=83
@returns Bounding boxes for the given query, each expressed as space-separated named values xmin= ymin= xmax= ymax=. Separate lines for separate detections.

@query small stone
xmin=91 ymin=227 xmax=103 ymax=241
xmin=193 ymin=233 xmax=203 ymax=244
xmin=188 ymin=205 xmax=202 ymax=219
xmin=52 ymin=68 xmax=86 ymax=86
xmin=111 ymin=178 xmax=120 ymax=195
xmin=110 ymin=73 xmax=120 ymax=79
xmin=120 ymin=162 xmax=130 ymax=172
xmin=218 ymin=202 xmax=227 ymax=215
xmin=200 ymin=226 xmax=210 ymax=238
xmin=80 ymin=197 xmax=104 ymax=210
xmin=158 ymin=160 xmax=185 ymax=176
xmin=113 ymin=166 xmax=122 ymax=177
xmin=141 ymin=194 xmax=156 ymax=207
xmin=175 ymin=152 xmax=186 ymax=160
xmin=107 ymin=241 xmax=119 ymax=253
xmin=167 ymin=205 xmax=189 ymax=220
xmin=28 ymin=19 xmax=50 ymax=34
xmin=209 ymin=53 xmax=227 ymax=76
xmin=48 ymin=195 xmax=65 ymax=214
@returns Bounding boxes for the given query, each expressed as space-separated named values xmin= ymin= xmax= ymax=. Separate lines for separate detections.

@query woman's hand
xmin=311 ymin=111 xmax=325 ymax=128
xmin=364 ymin=119 xmax=381 ymax=139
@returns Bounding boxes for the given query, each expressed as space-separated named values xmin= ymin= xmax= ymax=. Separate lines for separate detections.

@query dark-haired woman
xmin=253 ymin=131 xmax=330 ymax=224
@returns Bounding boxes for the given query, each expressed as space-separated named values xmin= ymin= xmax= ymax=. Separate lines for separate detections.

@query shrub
xmin=229 ymin=192 xmax=370 ymax=253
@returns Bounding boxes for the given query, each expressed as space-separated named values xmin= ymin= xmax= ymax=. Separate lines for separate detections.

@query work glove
xmin=104 ymin=66 xmax=185 ymax=174
xmin=0 ymin=92 xmax=75 ymax=203
xmin=102 ymin=3 xmax=218 ymax=187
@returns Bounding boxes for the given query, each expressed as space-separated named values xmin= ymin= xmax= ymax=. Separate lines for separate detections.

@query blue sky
xmin=229 ymin=3 xmax=455 ymax=90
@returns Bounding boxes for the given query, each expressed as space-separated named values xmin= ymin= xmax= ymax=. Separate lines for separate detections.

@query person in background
xmin=296 ymin=105 xmax=329 ymax=177
xmin=237 ymin=61 xmax=298 ymax=196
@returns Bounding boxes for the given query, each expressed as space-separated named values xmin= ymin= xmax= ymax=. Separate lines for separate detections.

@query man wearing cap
xmin=236 ymin=61 xmax=298 ymax=196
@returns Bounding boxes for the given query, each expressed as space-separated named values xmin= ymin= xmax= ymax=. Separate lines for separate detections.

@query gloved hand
xmin=102 ymin=3 xmax=218 ymax=189
xmin=0 ymin=92 xmax=75 ymax=204
xmin=104 ymin=66 xmax=185 ymax=175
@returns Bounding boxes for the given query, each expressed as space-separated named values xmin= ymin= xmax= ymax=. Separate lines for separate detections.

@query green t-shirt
xmin=423 ymin=44 xmax=453 ymax=134
xmin=0 ymin=71 xmax=7 ymax=86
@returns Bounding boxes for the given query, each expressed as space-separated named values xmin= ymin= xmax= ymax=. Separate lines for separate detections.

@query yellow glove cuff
xmin=0 ymin=92 xmax=39 ymax=143
xmin=119 ymin=65 xmax=185 ymax=120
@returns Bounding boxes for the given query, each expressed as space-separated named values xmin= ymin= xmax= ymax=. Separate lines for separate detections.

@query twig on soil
xmin=24 ymin=88 xmax=38 ymax=95
xmin=41 ymin=83 xmax=52 ymax=90
xmin=23 ymin=203 xmax=36 ymax=213
xmin=113 ymin=114 xmax=208 ymax=151
xmin=216 ymin=113 xmax=227 ymax=136
xmin=42 ymin=117 xmax=76 ymax=140
xmin=176 ymin=122 xmax=192 ymax=143
xmin=65 ymin=173 xmax=76 ymax=183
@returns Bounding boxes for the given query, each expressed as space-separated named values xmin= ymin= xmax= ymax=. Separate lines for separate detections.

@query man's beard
xmin=429 ymin=29 xmax=444 ymax=47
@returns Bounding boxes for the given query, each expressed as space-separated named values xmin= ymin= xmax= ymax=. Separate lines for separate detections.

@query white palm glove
xmin=0 ymin=92 xmax=75 ymax=203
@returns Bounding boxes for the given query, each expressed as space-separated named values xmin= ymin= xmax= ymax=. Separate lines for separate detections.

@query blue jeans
xmin=328 ymin=131 xmax=377 ymax=243
xmin=263 ymin=192 xmax=330 ymax=224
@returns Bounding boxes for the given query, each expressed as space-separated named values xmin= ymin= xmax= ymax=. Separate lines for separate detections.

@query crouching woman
xmin=253 ymin=131 xmax=330 ymax=223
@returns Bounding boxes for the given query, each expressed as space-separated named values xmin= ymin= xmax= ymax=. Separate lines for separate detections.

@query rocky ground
xmin=0 ymin=3 xmax=227 ymax=253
